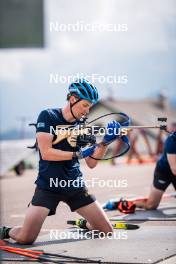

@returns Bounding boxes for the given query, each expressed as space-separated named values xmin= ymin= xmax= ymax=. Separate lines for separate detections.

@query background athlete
xmin=0 ymin=79 xmax=123 ymax=244
xmin=135 ymin=129 xmax=176 ymax=209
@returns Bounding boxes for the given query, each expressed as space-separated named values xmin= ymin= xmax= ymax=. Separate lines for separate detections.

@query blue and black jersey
xmin=154 ymin=132 xmax=176 ymax=191
xmin=157 ymin=132 xmax=176 ymax=173
xmin=35 ymin=108 xmax=84 ymax=193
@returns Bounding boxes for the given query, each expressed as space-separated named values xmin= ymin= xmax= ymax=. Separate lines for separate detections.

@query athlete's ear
xmin=70 ymin=95 xmax=78 ymax=104
xmin=69 ymin=95 xmax=74 ymax=104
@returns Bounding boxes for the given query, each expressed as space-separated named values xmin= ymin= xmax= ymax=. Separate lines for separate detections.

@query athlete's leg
xmin=135 ymin=160 xmax=171 ymax=210
xmin=9 ymin=205 xmax=49 ymax=244
xmin=135 ymin=186 xmax=164 ymax=210
xmin=76 ymin=201 xmax=113 ymax=233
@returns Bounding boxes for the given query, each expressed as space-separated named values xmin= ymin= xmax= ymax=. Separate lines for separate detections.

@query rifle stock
xmin=52 ymin=125 xmax=91 ymax=147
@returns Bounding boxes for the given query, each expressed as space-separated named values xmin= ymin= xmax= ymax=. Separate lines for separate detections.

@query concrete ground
xmin=0 ymin=160 xmax=176 ymax=263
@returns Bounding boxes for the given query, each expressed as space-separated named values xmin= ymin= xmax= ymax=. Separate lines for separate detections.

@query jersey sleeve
xmin=36 ymin=110 xmax=53 ymax=134
xmin=165 ymin=136 xmax=176 ymax=154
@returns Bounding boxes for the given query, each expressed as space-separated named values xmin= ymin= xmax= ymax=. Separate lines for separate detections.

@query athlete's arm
xmin=167 ymin=154 xmax=176 ymax=175
xmin=85 ymin=143 xmax=107 ymax=168
xmin=37 ymin=132 xmax=73 ymax=161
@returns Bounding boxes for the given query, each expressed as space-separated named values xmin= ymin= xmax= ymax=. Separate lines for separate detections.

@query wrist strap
xmin=72 ymin=152 xmax=78 ymax=159
xmin=72 ymin=151 xmax=81 ymax=159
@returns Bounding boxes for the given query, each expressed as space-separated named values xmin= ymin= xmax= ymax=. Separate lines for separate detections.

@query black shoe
xmin=0 ymin=226 xmax=11 ymax=239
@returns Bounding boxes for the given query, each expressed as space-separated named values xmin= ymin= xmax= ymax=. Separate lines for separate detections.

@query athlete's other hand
xmin=103 ymin=120 xmax=121 ymax=145
xmin=73 ymin=145 xmax=96 ymax=159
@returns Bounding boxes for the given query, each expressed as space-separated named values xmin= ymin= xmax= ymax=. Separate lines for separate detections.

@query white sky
xmin=0 ymin=0 xmax=176 ymax=132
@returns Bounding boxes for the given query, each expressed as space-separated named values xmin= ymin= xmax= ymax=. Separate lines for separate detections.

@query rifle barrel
xmin=125 ymin=125 xmax=161 ymax=129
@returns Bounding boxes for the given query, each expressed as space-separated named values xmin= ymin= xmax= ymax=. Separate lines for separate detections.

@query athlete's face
xmin=70 ymin=97 xmax=93 ymax=119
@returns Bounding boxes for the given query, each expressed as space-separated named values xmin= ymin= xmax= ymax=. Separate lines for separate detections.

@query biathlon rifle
xmin=28 ymin=114 xmax=168 ymax=160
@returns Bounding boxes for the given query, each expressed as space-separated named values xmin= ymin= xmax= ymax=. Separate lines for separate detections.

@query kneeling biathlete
xmin=0 ymin=79 xmax=126 ymax=244
xmin=134 ymin=129 xmax=176 ymax=210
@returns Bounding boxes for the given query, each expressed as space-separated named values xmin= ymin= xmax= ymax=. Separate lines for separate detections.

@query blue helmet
xmin=68 ymin=79 xmax=99 ymax=104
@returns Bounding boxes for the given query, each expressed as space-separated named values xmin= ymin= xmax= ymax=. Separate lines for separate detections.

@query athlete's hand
xmin=73 ymin=145 xmax=97 ymax=159
xmin=103 ymin=120 xmax=121 ymax=145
